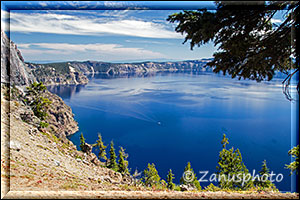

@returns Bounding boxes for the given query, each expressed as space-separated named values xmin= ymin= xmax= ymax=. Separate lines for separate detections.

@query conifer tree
xmin=286 ymin=145 xmax=299 ymax=175
xmin=25 ymin=82 xmax=52 ymax=120
xmin=118 ymin=146 xmax=129 ymax=175
xmin=79 ymin=132 xmax=85 ymax=152
xmin=254 ymin=160 xmax=276 ymax=189
xmin=166 ymin=169 xmax=175 ymax=190
xmin=108 ymin=140 xmax=118 ymax=171
xmin=216 ymin=134 xmax=252 ymax=190
xmin=167 ymin=2 xmax=299 ymax=100
xmin=221 ymin=133 xmax=229 ymax=149
xmin=93 ymin=133 xmax=107 ymax=162
xmin=143 ymin=163 xmax=161 ymax=187
xmin=180 ymin=162 xmax=201 ymax=191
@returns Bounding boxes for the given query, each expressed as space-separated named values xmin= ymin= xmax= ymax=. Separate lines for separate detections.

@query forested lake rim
xmin=48 ymin=72 xmax=295 ymax=192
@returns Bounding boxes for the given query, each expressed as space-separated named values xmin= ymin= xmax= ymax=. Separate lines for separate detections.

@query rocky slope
xmin=0 ymin=30 xmax=138 ymax=196
xmin=1 ymin=29 xmax=139 ymax=196
xmin=1 ymin=90 xmax=137 ymax=193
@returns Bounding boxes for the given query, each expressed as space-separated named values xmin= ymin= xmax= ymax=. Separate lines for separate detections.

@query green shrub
xmin=174 ymin=185 xmax=181 ymax=191
xmin=39 ymin=121 xmax=49 ymax=128
xmin=25 ymin=82 xmax=52 ymax=120
xmin=204 ymin=183 xmax=221 ymax=192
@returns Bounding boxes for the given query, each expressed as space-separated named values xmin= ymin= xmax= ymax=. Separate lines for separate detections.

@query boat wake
xmin=69 ymin=101 xmax=160 ymax=124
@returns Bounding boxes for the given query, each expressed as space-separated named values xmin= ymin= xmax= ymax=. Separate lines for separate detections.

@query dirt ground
xmin=3 ymin=190 xmax=299 ymax=199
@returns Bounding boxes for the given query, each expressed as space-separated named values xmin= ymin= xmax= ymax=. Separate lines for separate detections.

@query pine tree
xmin=167 ymin=2 xmax=299 ymax=100
xmin=25 ymin=82 xmax=52 ymax=120
xmin=118 ymin=146 xmax=129 ymax=175
xmin=254 ymin=160 xmax=276 ymax=189
xmin=216 ymin=134 xmax=252 ymax=190
xmin=286 ymin=145 xmax=299 ymax=175
xmin=93 ymin=133 xmax=107 ymax=162
xmin=143 ymin=163 xmax=161 ymax=187
xmin=166 ymin=169 xmax=175 ymax=190
xmin=108 ymin=140 xmax=118 ymax=171
xmin=79 ymin=132 xmax=85 ymax=152
xmin=180 ymin=162 xmax=201 ymax=191
xmin=221 ymin=133 xmax=229 ymax=149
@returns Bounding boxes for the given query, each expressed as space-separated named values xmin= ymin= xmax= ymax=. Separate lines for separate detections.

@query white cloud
xmin=9 ymin=11 xmax=182 ymax=39
xmin=39 ymin=2 xmax=48 ymax=7
xmin=125 ymin=39 xmax=173 ymax=45
xmin=271 ymin=18 xmax=282 ymax=24
xmin=103 ymin=1 xmax=126 ymax=8
xmin=18 ymin=42 xmax=167 ymax=61
xmin=1 ymin=10 xmax=9 ymax=32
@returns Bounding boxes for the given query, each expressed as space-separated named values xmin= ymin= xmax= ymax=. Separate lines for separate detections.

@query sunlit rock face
xmin=68 ymin=59 xmax=213 ymax=75
xmin=25 ymin=62 xmax=89 ymax=86
xmin=1 ymin=30 xmax=88 ymax=87
xmin=1 ymin=30 xmax=36 ymax=86
xmin=1 ymin=30 xmax=79 ymax=138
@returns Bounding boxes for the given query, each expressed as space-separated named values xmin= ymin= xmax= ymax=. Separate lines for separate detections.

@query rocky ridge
xmin=24 ymin=59 xmax=213 ymax=86
xmin=23 ymin=59 xmax=212 ymax=85
xmin=67 ymin=59 xmax=213 ymax=75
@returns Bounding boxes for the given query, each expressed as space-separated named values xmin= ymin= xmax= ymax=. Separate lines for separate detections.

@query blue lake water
xmin=48 ymin=72 xmax=296 ymax=192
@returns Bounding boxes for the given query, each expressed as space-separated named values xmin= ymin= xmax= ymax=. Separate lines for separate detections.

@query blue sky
xmin=1 ymin=1 xmax=285 ymax=63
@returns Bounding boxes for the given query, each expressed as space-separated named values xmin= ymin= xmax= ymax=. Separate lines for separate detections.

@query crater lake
xmin=48 ymin=71 xmax=296 ymax=192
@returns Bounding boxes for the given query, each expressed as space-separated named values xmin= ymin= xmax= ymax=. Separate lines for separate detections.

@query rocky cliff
xmin=34 ymin=59 xmax=213 ymax=77
xmin=26 ymin=62 xmax=88 ymax=86
xmin=1 ymin=30 xmax=36 ymax=86
xmin=44 ymin=90 xmax=79 ymax=139
xmin=16 ymin=89 xmax=79 ymax=140
xmin=23 ymin=59 xmax=212 ymax=84
xmin=1 ymin=30 xmax=79 ymax=139
xmin=1 ymin=30 xmax=88 ymax=86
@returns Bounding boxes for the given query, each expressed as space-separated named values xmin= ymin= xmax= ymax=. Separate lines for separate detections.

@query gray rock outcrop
xmin=1 ymin=30 xmax=88 ymax=86
xmin=1 ymin=30 xmax=36 ymax=86
xmin=44 ymin=90 xmax=79 ymax=138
